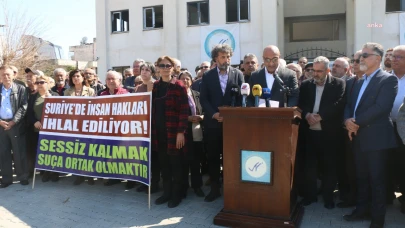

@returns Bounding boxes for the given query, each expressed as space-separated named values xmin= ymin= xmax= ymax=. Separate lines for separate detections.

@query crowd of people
xmin=0 ymin=42 xmax=405 ymax=227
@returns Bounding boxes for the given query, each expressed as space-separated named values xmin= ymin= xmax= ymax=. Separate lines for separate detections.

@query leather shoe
xmin=104 ymin=179 xmax=121 ymax=186
xmin=150 ymin=184 xmax=160 ymax=194
xmin=369 ymin=219 xmax=384 ymax=228
xmin=20 ymin=180 xmax=29 ymax=185
xmin=300 ymin=198 xmax=317 ymax=206
xmin=204 ymin=191 xmax=221 ymax=202
xmin=42 ymin=173 xmax=50 ymax=182
xmin=194 ymin=187 xmax=205 ymax=197
xmin=50 ymin=174 xmax=59 ymax=182
xmin=168 ymin=198 xmax=181 ymax=208
xmin=155 ymin=195 xmax=171 ymax=205
xmin=125 ymin=181 xmax=136 ymax=189
xmin=73 ymin=177 xmax=84 ymax=185
xmin=136 ymin=184 xmax=148 ymax=192
xmin=401 ymin=203 xmax=405 ymax=214
xmin=337 ymin=201 xmax=356 ymax=208
xmin=87 ymin=178 xmax=95 ymax=185
xmin=324 ymin=202 xmax=335 ymax=209
xmin=343 ymin=209 xmax=370 ymax=222
xmin=0 ymin=183 xmax=12 ymax=188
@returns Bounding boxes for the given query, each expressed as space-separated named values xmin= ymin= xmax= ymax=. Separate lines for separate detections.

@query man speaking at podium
xmin=248 ymin=45 xmax=299 ymax=107
xmin=200 ymin=44 xmax=244 ymax=202
xmin=298 ymin=56 xmax=345 ymax=209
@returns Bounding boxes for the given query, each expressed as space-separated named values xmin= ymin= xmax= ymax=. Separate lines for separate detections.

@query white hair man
xmin=124 ymin=58 xmax=145 ymax=91
xmin=84 ymin=68 xmax=105 ymax=95
xmin=99 ymin=71 xmax=128 ymax=95
xmin=332 ymin=57 xmax=350 ymax=80
xmin=51 ymin=68 xmax=69 ymax=96
xmin=191 ymin=61 xmax=211 ymax=91
xmin=242 ymin=53 xmax=259 ymax=83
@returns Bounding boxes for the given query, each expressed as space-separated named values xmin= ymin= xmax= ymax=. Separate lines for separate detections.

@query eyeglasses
xmin=263 ymin=57 xmax=279 ymax=63
xmin=390 ymin=55 xmax=405 ymax=61
xmin=199 ymin=66 xmax=209 ymax=69
xmin=313 ymin=70 xmax=325 ymax=74
xmin=360 ymin=53 xmax=380 ymax=58
xmin=351 ymin=59 xmax=360 ymax=64
xmin=158 ymin=64 xmax=173 ymax=69
xmin=305 ymin=69 xmax=314 ymax=72
xmin=35 ymin=81 xmax=47 ymax=85
xmin=244 ymin=61 xmax=257 ymax=65
xmin=135 ymin=81 xmax=143 ymax=85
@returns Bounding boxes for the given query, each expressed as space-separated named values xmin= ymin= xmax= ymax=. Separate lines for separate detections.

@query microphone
xmin=230 ymin=84 xmax=239 ymax=107
xmin=252 ymin=84 xmax=262 ymax=107
xmin=262 ymin=88 xmax=271 ymax=107
xmin=240 ymin=83 xmax=250 ymax=107
xmin=274 ymin=74 xmax=288 ymax=107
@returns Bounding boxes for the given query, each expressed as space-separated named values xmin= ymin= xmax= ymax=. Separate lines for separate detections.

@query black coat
xmin=298 ymin=75 xmax=346 ymax=134
xmin=247 ymin=67 xmax=299 ymax=107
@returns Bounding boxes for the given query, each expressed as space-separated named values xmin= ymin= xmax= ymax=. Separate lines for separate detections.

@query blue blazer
xmin=344 ymin=69 xmax=398 ymax=151
xmin=199 ymin=67 xmax=244 ymax=130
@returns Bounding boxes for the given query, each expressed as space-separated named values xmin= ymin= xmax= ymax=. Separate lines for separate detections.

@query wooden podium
xmin=214 ymin=107 xmax=303 ymax=228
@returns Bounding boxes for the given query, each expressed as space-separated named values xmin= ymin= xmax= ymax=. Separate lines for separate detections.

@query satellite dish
xmin=81 ymin=37 xmax=88 ymax=44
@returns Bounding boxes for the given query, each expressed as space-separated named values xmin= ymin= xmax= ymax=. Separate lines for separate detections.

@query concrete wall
xmin=70 ymin=44 xmax=95 ymax=62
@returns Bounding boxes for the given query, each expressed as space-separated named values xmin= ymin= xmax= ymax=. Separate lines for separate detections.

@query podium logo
xmin=241 ymin=150 xmax=272 ymax=184
xmin=246 ymin=156 xmax=267 ymax=178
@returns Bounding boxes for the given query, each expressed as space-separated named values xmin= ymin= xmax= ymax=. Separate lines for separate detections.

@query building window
xmin=226 ymin=0 xmax=250 ymax=22
xmin=187 ymin=1 xmax=209 ymax=25
xmin=111 ymin=10 xmax=129 ymax=33
xmin=386 ymin=0 xmax=405 ymax=12
xmin=143 ymin=6 xmax=163 ymax=29
xmin=290 ymin=20 xmax=340 ymax=42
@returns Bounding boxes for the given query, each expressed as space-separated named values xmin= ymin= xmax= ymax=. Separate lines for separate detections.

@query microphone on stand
xmin=274 ymin=75 xmax=290 ymax=108
xmin=230 ymin=84 xmax=239 ymax=107
xmin=262 ymin=88 xmax=271 ymax=107
xmin=252 ymin=84 xmax=262 ymax=107
xmin=240 ymin=83 xmax=250 ymax=107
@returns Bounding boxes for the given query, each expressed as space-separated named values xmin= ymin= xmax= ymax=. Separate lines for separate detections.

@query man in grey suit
xmin=0 ymin=65 xmax=29 ymax=188
xmin=343 ymin=43 xmax=398 ymax=228
xmin=200 ymin=44 xmax=244 ymax=202
xmin=247 ymin=45 xmax=299 ymax=107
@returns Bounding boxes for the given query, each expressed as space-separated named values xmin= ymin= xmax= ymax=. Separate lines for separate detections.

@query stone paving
xmin=0 ymin=175 xmax=404 ymax=228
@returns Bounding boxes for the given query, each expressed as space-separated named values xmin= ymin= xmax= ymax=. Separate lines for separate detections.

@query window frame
xmin=111 ymin=10 xmax=129 ymax=33
xmin=143 ymin=5 xmax=163 ymax=30
xmin=289 ymin=19 xmax=340 ymax=42
xmin=226 ymin=0 xmax=250 ymax=23
xmin=187 ymin=1 xmax=210 ymax=26
xmin=386 ymin=0 xmax=405 ymax=13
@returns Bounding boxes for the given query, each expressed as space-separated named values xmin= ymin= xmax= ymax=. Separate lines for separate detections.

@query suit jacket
xmin=343 ymin=69 xmax=398 ymax=151
xmin=298 ymin=75 xmax=345 ymax=133
xmin=51 ymin=84 xmax=70 ymax=96
xmin=63 ymin=86 xmax=95 ymax=97
xmin=191 ymin=78 xmax=202 ymax=92
xmin=247 ymin=67 xmax=299 ymax=107
xmin=396 ymin=97 xmax=405 ymax=144
xmin=200 ymin=67 xmax=244 ymax=131
xmin=0 ymin=82 xmax=28 ymax=126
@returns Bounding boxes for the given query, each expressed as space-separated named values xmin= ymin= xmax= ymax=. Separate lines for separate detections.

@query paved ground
xmin=0 ymin=175 xmax=404 ymax=228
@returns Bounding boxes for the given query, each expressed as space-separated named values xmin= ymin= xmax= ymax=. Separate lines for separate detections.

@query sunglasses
xmin=199 ymin=66 xmax=209 ymax=69
xmin=158 ymin=64 xmax=173 ymax=69
xmin=35 ymin=81 xmax=47 ymax=85
xmin=360 ymin=53 xmax=379 ymax=58
xmin=351 ymin=59 xmax=360 ymax=64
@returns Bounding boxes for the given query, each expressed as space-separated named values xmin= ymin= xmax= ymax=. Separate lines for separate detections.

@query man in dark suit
xmin=298 ymin=56 xmax=345 ymax=209
xmin=343 ymin=43 xmax=398 ymax=228
xmin=248 ymin=45 xmax=299 ymax=107
xmin=200 ymin=44 xmax=244 ymax=202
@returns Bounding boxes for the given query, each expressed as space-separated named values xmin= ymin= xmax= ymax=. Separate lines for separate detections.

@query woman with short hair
xmin=152 ymin=56 xmax=189 ymax=208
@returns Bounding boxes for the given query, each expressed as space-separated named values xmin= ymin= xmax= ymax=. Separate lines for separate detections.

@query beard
xmin=313 ymin=76 xmax=326 ymax=84
xmin=217 ymin=62 xmax=230 ymax=71
xmin=359 ymin=63 xmax=368 ymax=72
xmin=384 ymin=60 xmax=391 ymax=68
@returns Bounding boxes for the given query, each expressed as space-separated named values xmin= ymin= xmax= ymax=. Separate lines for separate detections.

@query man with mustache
xmin=384 ymin=48 xmax=393 ymax=73
xmin=51 ymin=68 xmax=70 ymax=96
xmin=242 ymin=53 xmax=259 ymax=83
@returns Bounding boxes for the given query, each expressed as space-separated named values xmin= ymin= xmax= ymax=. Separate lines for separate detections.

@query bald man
xmin=248 ymin=45 xmax=299 ymax=107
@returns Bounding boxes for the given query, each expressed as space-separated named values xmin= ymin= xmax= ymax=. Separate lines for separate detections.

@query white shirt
xmin=264 ymin=67 xmax=276 ymax=89
xmin=391 ymin=71 xmax=405 ymax=121
xmin=310 ymin=80 xmax=326 ymax=130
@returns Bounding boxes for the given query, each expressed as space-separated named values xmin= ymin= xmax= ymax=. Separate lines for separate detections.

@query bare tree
xmin=0 ymin=0 xmax=48 ymax=77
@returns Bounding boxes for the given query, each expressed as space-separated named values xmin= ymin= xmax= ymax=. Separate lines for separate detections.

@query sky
xmin=1 ymin=0 xmax=96 ymax=59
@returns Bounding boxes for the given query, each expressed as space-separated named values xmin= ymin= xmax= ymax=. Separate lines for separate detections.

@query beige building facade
xmin=96 ymin=0 xmax=404 ymax=80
